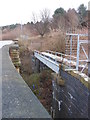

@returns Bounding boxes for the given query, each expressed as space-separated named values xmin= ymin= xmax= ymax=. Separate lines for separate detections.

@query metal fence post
xmin=76 ymin=34 xmax=80 ymax=70
xmin=70 ymin=35 xmax=72 ymax=68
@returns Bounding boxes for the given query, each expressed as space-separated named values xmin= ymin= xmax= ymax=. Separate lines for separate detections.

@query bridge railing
xmin=46 ymin=50 xmax=77 ymax=59
xmin=45 ymin=49 xmax=88 ymax=72
xmin=34 ymin=50 xmax=60 ymax=74
xmin=45 ymin=50 xmax=77 ymax=70
xmin=34 ymin=47 xmax=88 ymax=75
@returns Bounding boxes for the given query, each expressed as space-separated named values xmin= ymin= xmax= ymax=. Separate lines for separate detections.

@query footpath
xmin=1 ymin=45 xmax=51 ymax=119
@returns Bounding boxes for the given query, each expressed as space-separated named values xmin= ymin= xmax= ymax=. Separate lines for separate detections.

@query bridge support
xmin=32 ymin=55 xmax=48 ymax=73
xmin=35 ymin=59 xmax=40 ymax=73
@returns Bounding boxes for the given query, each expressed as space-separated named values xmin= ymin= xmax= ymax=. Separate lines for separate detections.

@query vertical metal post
xmin=76 ymin=34 xmax=80 ymax=70
xmin=36 ymin=59 xmax=40 ymax=73
xmin=70 ymin=35 xmax=72 ymax=68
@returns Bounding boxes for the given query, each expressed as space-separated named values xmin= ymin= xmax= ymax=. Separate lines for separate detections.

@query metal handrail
xmin=46 ymin=50 xmax=77 ymax=59
xmin=66 ymin=33 xmax=88 ymax=36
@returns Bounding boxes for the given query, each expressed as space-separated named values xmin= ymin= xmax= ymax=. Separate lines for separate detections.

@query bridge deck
xmin=42 ymin=52 xmax=87 ymax=68
xmin=34 ymin=51 xmax=87 ymax=73
xmin=34 ymin=50 xmax=89 ymax=82
xmin=1 ymin=45 xmax=51 ymax=119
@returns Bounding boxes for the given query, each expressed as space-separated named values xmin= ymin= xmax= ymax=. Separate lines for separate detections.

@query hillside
xmin=1 ymin=23 xmax=37 ymax=40
xmin=1 ymin=22 xmax=88 ymax=54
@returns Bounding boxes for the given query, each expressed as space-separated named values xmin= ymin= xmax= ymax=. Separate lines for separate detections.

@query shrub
xmin=40 ymin=69 xmax=52 ymax=82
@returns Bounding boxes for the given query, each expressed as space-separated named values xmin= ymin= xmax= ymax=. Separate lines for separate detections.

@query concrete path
xmin=0 ymin=47 xmax=2 ymax=120
xmin=1 ymin=45 xmax=51 ymax=119
xmin=0 ymin=40 xmax=13 ymax=49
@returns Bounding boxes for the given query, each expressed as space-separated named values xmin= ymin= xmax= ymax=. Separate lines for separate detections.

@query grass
xmin=28 ymin=73 xmax=40 ymax=88
xmin=21 ymin=73 xmax=41 ymax=98
xmin=18 ymin=30 xmax=66 ymax=53
xmin=21 ymin=69 xmax=52 ymax=103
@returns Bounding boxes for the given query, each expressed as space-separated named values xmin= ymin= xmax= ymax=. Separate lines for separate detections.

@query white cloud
xmin=0 ymin=0 xmax=88 ymax=26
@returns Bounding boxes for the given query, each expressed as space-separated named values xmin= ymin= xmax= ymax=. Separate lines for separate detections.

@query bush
xmin=40 ymin=69 xmax=52 ymax=82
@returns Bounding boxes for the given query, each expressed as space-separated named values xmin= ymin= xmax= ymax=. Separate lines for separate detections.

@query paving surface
xmin=1 ymin=45 xmax=51 ymax=119
xmin=0 ymin=47 xmax=2 ymax=120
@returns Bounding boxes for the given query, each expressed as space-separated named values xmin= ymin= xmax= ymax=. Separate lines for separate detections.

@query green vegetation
xmin=10 ymin=24 xmax=17 ymax=29
xmin=54 ymin=7 xmax=66 ymax=16
xmin=2 ymin=24 xmax=17 ymax=30
xmin=21 ymin=69 xmax=52 ymax=99
xmin=77 ymin=4 xmax=87 ymax=25
xmin=24 ymin=69 xmax=53 ymax=113
xmin=2 ymin=25 xmax=8 ymax=30
xmin=40 ymin=69 xmax=52 ymax=81
xmin=78 ymin=4 xmax=87 ymax=18
xmin=27 ymin=73 xmax=41 ymax=97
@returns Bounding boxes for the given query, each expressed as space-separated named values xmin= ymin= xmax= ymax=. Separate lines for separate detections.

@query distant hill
xmin=1 ymin=23 xmax=38 ymax=40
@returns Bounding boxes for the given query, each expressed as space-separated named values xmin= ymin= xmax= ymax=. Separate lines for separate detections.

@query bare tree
xmin=32 ymin=9 xmax=50 ymax=37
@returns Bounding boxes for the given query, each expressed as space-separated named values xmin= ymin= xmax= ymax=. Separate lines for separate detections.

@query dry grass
xmin=18 ymin=31 xmax=66 ymax=53
xmin=2 ymin=24 xmax=37 ymax=40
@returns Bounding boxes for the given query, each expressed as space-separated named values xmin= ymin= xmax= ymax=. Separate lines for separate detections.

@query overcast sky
xmin=0 ymin=0 xmax=89 ymax=26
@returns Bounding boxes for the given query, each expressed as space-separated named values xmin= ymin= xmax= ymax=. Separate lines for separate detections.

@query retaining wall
xmin=52 ymin=69 xmax=90 ymax=118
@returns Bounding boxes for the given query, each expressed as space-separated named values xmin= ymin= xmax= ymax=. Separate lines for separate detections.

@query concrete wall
xmin=52 ymin=70 xmax=90 ymax=118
